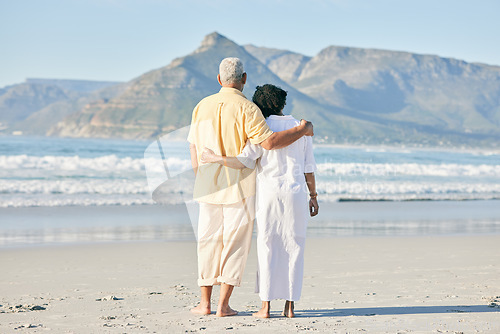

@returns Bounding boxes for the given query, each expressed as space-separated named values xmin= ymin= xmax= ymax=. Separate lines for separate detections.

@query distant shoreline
xmin=2 ymin=134 xmax=499 ymax=153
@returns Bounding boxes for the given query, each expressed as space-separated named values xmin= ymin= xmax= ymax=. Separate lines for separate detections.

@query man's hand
xmin=300 ymin=119 xmax=314 ymax=136
xmin=309 ymin=197 xmax=319 ymax=217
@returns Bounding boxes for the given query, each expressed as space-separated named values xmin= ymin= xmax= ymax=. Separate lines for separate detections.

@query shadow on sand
xmin=294 ymin=305 xmax=500 ymax=318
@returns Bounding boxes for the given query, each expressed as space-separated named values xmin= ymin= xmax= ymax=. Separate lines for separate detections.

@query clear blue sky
xmin=1 ymin=0 xmax=499 ymax=88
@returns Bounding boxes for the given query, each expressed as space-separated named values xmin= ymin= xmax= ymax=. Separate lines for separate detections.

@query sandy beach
xmin=1 ymin=234 xmax=499 ymax=333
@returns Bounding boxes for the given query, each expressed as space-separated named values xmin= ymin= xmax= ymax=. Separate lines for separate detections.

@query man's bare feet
xmin=282 ymin=300 xmax=295 ymax=318
xmin=190 ymin=303 xmax=211 ymax=315
xmin=216 ymin=283 xmax=237 ymax=317
xmin=216 ymin=305 xmax=238 ymax=317
xmin=191 ymin=286 xmax=213 ymax=315
xmin=253 ymin=301 xmax=271 ymax=318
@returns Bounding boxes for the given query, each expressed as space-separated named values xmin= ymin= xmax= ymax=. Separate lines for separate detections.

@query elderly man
xmin=188 ymin=57 xmax=313 ymax=317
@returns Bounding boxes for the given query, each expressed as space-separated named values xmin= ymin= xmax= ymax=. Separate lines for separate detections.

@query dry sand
xmin=1 ymin=235 xmax=500 ymax=333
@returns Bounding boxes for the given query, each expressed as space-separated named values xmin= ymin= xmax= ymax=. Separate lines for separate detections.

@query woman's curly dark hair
xmin=252 ymin=84 xmax=287 ymax=118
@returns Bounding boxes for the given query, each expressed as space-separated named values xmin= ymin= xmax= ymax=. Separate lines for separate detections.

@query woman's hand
xmin=309 ymin=197 xmax=319 ymax=217
xmin=200 ymin=147 xmax=216 ymax=164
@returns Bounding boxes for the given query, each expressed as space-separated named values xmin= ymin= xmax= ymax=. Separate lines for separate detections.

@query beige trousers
xmin=197 ymin=196 xmax=255 ymax=287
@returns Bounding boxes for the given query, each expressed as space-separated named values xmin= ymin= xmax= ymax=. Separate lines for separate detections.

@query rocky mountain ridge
xmin=2 ymin=32 xmax=499 ymax=147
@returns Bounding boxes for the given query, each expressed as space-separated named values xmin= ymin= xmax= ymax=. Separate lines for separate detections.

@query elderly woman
xmin=201 ymin=84 xmax=318 ymax=318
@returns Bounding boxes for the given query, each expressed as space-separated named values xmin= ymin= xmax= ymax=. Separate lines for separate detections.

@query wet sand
xmin=1 ymin=200 xmax=499 ymax=247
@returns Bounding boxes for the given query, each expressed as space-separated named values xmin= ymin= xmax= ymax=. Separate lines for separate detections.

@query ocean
xmin=1 ymin=136 xmax=499 ymax=247
xmin=1 ymin=136 xmax=499 ymax=207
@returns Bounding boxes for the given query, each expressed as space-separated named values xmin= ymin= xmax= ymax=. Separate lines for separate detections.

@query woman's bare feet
xmin=216 ymin=305 xmax=238 ymax=317
xmin=190 ymin=303 xmax=211 ymax=315
xmin=282 ymin=300 xmax=295 ymax=318
xmin=252 ymin=301 xmax=271 ymax=318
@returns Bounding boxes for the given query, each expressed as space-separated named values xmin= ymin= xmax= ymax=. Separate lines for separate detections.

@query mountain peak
xmin=201 ymin=32 xmax=228 ymax=47
xmin=193 ymin=32 xmax=238 ymax=55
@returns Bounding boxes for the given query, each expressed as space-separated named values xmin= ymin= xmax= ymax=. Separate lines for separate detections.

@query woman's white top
xmin=237 ymin=115 xmax=316 ymax=178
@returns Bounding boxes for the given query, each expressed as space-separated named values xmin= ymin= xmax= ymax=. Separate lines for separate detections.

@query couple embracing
xmin=187 ymin=57 xmax=318 ymax=318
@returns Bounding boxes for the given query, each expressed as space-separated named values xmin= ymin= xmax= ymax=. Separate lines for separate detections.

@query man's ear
xmin=241 ymin=72 xmax=247 ymax=85
xmin=217 ymin=74 xmax=223 ymax=86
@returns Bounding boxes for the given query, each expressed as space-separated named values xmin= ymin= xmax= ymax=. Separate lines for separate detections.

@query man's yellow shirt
xmin=188 ymin=87 xmax=273 ymax=204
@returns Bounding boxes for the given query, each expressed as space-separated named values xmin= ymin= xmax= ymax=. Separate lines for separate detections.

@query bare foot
xmin=190 ymin=303 xmax=211 ymax=315
xmin=282 ymin=301 xmax=295 ymax=318
xmin=216 ymin=305 xmax=238 ymax=317
xmin=252 ymin=308 xmax=270 ymax=318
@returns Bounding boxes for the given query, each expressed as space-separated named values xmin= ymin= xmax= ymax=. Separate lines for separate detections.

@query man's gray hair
xmin=219 ymin=57 xmax=245 ymax=85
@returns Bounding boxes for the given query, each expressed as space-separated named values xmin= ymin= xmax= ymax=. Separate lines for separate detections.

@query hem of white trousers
xmin=217 ymin=276 xmax=241 ymax=287
xmin=198 ymin=278 xmax=220 ymax=286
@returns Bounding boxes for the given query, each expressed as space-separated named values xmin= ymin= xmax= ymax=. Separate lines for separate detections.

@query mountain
xmin=243 ymin=45 xmax=311 ymax=83
xmin=0 ymin=83 xmax=69 ymax=125
xmin=15 ymin=83 xmax=130 ymax=135
xmin=0 ymin=79 xmax=124 ymax=135
xmin=24 ymin=78 xmax=122 ymax=93
xmin=4 ymin=32 xmax=500 ymax=147
xmin=49 ymin=32 xmax=337 ymax=139
xmin=49 ymin=33 xmax=461 ymax=145
xmin=245 ymin=44 xmax=500 ymax=146
xmin=298 ymin=47 xmax=500 ymax=131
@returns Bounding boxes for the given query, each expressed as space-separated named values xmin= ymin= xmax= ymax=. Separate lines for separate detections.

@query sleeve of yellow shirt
xmin=187 ymin=103 xmax=199 ymax=144
xmin=245 ymin=105 xmax=273 ymax=145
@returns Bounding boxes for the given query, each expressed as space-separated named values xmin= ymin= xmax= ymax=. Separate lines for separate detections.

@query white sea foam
xmin=0 ymin=195 xmax=154 ymax=208
xmin=0 ymin=179 xmax=498 ymax=207
xmin=2 ymin=155 xmax=498 ymax=178
xmin=0 ymin=154 xmax=143 ymax=171
xmin=0 ymin=155 xmax=191 ymax=174
xmin=316 ymin=162 xmax=500 ymax=177
xmin=0 ymin=179 xmax=149 ymax=195
xmin=316 ymin=180 xmax=500 ymax=201
xmin=1 ymin=153 xmax=499 ymax=207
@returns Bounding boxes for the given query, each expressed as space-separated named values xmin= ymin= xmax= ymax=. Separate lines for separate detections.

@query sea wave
xmin=2 ymin=154 xmax=498 ymax=178
xmin=316 ymin=162 xmax=500 ymax=177
xmin=316 ymin=180 xmax=500 ymax=202
xmin=0 ymin=179 xmax=149 ymax=195
xmin=0 ymin=179 xmax=498 ymax=207
xmin=0 ymin=195 xmax=154 ymax=208
xmin=0 ymin=154 xmax=191 ymax=174
xmin=1 ymin=153 xmax=499 ymax=207
xmin=0 ymin=154 xmax=144 ymax=171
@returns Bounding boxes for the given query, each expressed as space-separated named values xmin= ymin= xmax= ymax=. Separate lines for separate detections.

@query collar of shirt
xmin=219 ymin=87 xmax=246 ymax=98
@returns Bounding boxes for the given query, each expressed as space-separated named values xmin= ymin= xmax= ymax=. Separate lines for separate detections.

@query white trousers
xmin=197 ymin=196 xmax=255 ymax=287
